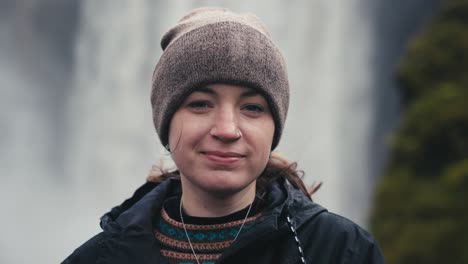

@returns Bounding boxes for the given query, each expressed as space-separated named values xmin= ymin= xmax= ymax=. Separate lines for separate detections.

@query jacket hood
xmin=99 ymin=177 xmax=327 ymax=236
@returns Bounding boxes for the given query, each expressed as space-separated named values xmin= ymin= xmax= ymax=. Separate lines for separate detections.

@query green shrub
xmin=371 ymin=0 xmax=468 ymax=263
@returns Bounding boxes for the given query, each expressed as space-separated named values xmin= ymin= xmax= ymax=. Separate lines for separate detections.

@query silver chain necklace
xmin=179 ymin=198 xmax=253 ymax=264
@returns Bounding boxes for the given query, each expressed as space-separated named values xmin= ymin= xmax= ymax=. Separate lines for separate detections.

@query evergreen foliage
xmin=371 ymin=0 xmax=468 ymax=263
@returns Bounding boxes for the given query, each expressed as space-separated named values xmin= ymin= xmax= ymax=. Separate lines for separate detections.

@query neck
xmin=180 ymin=180 xmax=256 ymax=217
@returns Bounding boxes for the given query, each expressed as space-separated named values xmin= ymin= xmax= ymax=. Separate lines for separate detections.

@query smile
xmin=201 ymin=151 xmax=246 ymax=165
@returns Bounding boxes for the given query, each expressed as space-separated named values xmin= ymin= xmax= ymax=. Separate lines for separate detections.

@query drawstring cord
xmin=286 ymin=215 xmax=307 ymax=264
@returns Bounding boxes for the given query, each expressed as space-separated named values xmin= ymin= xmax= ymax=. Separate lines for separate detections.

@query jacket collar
xmin=100 ymin=178 xmax=181 ymax=234
xmin=99 ymin=177 xmax=326 ymax=236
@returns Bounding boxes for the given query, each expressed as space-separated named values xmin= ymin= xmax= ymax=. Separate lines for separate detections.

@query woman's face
xmin=168 ymin=84 xmax=275 ymax=198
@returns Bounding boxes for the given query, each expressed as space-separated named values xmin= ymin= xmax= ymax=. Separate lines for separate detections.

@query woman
xmin=63 ymin=7 xmax=384 ymax=264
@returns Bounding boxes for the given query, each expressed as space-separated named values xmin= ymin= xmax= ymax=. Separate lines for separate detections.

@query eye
xmin=242 ymin=104 xmax=265 ymax=113
xmin=186 ymin=100 xmax=212 ymax=112
xmin=188 ymin=101 xmax=208 ymax=108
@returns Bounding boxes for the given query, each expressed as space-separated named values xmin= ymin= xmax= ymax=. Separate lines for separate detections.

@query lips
xmin=201 ymin=151 xmax=246 ymax=165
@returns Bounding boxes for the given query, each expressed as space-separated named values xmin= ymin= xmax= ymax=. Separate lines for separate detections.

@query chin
xmin=204 ymin=185 xmax=253 ymax=198
xmin=200 ymin=175 xmax=256 ymax=197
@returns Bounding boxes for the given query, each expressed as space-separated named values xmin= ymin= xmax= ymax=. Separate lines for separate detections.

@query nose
xmin=209 ymin=108 xmax=242 ymax=142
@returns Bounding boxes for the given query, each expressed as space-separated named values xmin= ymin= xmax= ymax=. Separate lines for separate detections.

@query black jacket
xmin=62 ymin=178 xmax=384 ymax=264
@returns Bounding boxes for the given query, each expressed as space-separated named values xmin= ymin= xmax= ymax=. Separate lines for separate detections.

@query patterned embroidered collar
xmin=154 ymin=197 xmax=260 ymax=264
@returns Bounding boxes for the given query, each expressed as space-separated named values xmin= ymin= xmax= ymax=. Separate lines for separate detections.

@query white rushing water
xmin=3 ymin=0 xmax=431 ymax=263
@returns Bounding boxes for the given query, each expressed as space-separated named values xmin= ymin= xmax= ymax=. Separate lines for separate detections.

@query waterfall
xmin=0 ymin=0 xmax=439 ymax=263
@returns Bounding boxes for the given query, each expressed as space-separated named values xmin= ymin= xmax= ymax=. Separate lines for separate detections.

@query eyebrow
xmin=195 ymin=86 xmax=261 ymax=98
xmin=195 ymin=86 xmax=216 ymax=94
xmin=240 ymin=90 xmax=261 ymax=98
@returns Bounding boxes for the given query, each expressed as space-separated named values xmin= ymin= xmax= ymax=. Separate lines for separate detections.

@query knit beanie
xmin=151 ymin=7 xmax=289 ymax=150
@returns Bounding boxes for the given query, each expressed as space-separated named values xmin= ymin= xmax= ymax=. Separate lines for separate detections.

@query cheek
xmin=245 ymin=119 xmax=275 ymax=156
xmin=256 ymin=119 xmax=275 ymax=147
xmin=247 ymin=123 xmax=274 ymax=177
xmin=168 ymin=112 xmax=209 ymax=151
xmin=168 ymin=114 xmax=182 ymax=149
